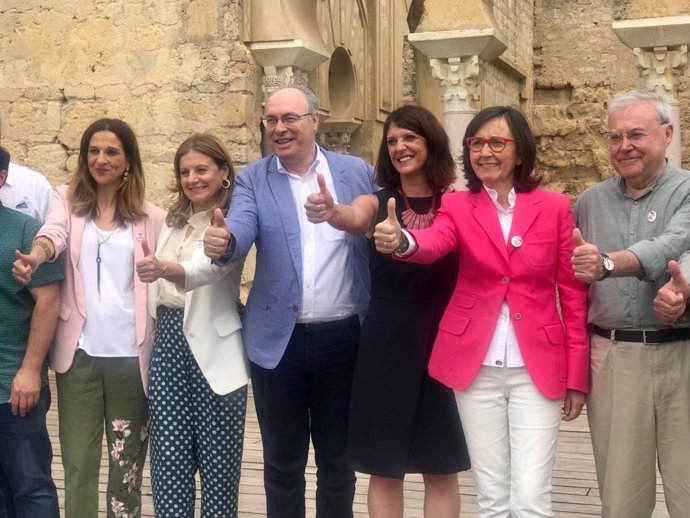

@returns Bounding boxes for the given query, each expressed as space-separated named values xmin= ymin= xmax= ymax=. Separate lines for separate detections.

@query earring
xmin=221 ymin=178 xmax=231 ymax=189
xmin=123 ymin=169 xmax=130 ymax=178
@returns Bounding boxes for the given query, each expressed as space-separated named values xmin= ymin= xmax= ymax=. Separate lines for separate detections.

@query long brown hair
xmin=167 ymin=133 xmax=235 ymax=229
xmin=69 ymin=118 xmax=147 ymax=225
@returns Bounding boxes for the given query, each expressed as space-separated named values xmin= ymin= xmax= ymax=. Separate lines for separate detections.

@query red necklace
xmin=399 ymin=189 xmax=439 ymax=229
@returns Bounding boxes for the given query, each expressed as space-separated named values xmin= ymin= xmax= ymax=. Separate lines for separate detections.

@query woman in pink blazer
xmin=374 ymin=106 xmax=589 ymax=518
xmin=13 ymin=119 xmax=164 ymax=518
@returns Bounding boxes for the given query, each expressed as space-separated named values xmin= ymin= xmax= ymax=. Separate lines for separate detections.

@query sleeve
xmin=554 ymin=197 xmax=590 ymax=393
xmin=227 ymin=167 xmax=259 ymax=261
xmin=398 ymin=195 xmax=459 ymax=264
xmin=627 ymin=188 xmax=690 ymax=281
xmin=35 ymin=186 xmax=71 ymax=260
xmin=182 ymin=253 xmax=243 ymax=291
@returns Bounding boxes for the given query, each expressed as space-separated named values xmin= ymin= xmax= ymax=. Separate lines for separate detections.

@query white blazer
xmin=147 ymin=222 xmax=249 ymax=395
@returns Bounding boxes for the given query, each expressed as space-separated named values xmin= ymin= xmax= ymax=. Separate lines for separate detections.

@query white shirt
xmin=276 ymin=147 xmax=356 ymax=323
xmin=78 ymin=221 xmax=138 ymax=357
xmin=0 ymin=163 xmax=53 ymax=221
xmin=481 ymin=186 xmax=525 ymax=368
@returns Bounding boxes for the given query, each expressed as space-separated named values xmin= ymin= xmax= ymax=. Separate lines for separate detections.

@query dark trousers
xmin=0 ymin=385 xmax=59 ymax=518
xmin=250 ymin=315 xmax=360 ymax=518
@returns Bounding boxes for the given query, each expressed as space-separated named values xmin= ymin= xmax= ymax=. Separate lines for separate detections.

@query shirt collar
xmin=483 ymin=184 xmax=516 ymax=212
xmin=275 ymin=145 xmax=322 ymax=177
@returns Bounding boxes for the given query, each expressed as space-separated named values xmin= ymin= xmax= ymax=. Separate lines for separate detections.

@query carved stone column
xmin=409 ymin=29 xmax=506 ymax=186
xmin=632 ymin=45 xmax=688 ymax=165
xmin=613 ymin=16 xmax=690 ymax=167
xmin=429 ymin=56 xmax=481 ymax=176
xmin=248 ymin=41 xmax=330 ymax=105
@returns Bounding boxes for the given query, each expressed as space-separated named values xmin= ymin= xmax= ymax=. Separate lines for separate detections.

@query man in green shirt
xmin=0 ymin=146 xmax=63 ymax=518
xmin=572 ymin=90 xmax=690 ymax=518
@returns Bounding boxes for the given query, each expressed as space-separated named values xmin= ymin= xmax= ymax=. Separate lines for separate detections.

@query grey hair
xmin=607 ymin=89 xmax=672 ymax=125
xmin=266 ymin=84 xmax=320 ymax=114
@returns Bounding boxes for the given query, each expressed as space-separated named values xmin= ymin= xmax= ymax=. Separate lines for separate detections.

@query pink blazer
xmin=405 ymin=188 xmax=589 ymax=399
xmin=38 ymin=185 xmax=165 ymax=393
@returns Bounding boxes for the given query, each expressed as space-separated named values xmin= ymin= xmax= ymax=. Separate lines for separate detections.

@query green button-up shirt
xmin=0 ymin=206 xmax=63 ymax=402
xmin=574 ymin=162 xmax=690 ymax=329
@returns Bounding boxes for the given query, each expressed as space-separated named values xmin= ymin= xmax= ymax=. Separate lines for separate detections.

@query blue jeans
xmin=250 ymin=315 xmax=360 ymax=518
xmin=0 ymin=385 xmax=59 ymax=518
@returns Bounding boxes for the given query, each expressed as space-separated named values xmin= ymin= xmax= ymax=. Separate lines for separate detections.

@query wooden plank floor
xmin=46 ymin=373 xmax=671 ymax=517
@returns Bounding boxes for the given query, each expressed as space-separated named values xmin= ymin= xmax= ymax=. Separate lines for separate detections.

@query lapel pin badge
xmin=647 ymin=211 xmax=657 ymax=223
xmin=136 ymin=232 xmax=144 ymax=241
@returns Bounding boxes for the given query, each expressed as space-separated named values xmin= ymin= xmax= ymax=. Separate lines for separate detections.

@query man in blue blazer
xmin=205 ymin=85 xmax=375 ymax=518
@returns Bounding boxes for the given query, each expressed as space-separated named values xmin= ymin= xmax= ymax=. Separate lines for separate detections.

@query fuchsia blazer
xmin=37 ymin=185 xmax=165 ymax=393
xmin=404 ymin=188 xmax=589 ymax=399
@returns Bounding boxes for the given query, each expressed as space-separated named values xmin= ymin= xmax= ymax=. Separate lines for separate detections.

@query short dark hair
xmin=375 ymin=105 xmax=456 ymax=191
xmin=0 ymin=146 xmax=9 ymax=172
xmin=462 ymin=106 xmax=540 ymax=193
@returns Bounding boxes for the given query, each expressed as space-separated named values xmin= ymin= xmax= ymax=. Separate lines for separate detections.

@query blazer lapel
xmin=266 ymin=158 xmax=303 ymax=282
xmin=470 ymin=191 xmax=509 ymax=263
xmin=508 ymin=191 xmax=543 ymax=256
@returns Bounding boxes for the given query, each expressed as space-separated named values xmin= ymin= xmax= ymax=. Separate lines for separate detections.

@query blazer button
xmin=502 ymin=276 xmax=509 ymax=284
xmin=292 ymin=305 xmax=299 ymax=312
xmin=514 ymin=313 xmax=522 ymax=320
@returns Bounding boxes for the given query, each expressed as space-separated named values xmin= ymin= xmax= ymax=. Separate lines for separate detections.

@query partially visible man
xmin=204 ymin=85 xmax=375 ymax=518
xmin=572 ymin=90 xmax=690 ymax=518
xmin=0 ymin=160 xmax=53 ymax=221
xmin=0 ymin=146 xmax=63 ymax=517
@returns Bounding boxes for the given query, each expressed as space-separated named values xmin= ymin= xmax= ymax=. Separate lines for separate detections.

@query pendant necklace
xmin=399 ymin=189 xmax=439 ymax=230
xmin=96 ymin=226 xmax=116 ymax=301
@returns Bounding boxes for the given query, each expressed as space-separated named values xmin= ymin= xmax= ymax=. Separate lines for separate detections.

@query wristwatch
xmin=394 ymin=231 xmax=410 ymax=255
xmin=599 ymin=253 xmax=614 ymax=280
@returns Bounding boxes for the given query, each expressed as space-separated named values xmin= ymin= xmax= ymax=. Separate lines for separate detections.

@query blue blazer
xmin=227 ymin=148 xmax=376 ymax=368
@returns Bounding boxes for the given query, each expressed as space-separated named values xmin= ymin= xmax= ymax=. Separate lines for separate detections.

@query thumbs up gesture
xmin=13 ymin=249 xmax=40 ymax=286
xmin=571 ymin=228 xmax=602 ymax=283
xmin=204 ymin=208 xmax=231 ymax=260
xmin=136 ymin=240 xmax=164 ymax=283
xmin=373 ymin=197 xmax=401 ymax=255
xmin=305 ymin=173 xmax=334 ymax=224
xmin=654 ymin=260 xmax=690 ymax=323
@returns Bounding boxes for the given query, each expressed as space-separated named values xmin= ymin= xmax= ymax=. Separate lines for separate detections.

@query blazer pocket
xmin=214 ymin=312 xmax=242 ymax=338
xmin=543 ymin=323 xmax=565 ymax=345
xmin=59 ymin=304 xmax=72 ymax=322
xmin=525 ymin=240 xmax=556 ymax=267
xmin=451 ymin=291 xmax=477 ymax=310
xmin=439 ymin=312 xmax=471 ymax=336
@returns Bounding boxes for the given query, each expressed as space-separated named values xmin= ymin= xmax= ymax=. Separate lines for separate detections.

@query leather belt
xmin=591 ymin=325 xmax=690 ymax=344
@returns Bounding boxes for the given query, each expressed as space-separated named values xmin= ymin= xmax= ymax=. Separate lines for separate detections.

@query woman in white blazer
xmin=136 ymin=134 xmax=249 ymax=518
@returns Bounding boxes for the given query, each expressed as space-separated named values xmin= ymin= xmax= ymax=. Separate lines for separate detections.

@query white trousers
xmin=454 ymin=366 xmax=562 ymax=518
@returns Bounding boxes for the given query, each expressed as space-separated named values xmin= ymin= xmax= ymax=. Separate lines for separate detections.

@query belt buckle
xmin=642 ymin=329 xmax=659 ymax=345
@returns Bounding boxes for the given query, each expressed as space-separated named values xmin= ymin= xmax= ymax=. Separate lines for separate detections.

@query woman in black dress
xmin=304 ymin=105 xmax=470 ymax=518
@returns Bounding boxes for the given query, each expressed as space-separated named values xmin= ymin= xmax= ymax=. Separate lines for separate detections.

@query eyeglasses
xmin=607 ymin=123 xmax=668 ymax=148
xmin=465 ymin=136 xmax=516 ymax=153
xmin=262 ymin=113 xmax=314 ymax=128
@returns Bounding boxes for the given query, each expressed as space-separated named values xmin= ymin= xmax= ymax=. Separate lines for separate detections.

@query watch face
xmin=603 ymin=255 xmax=614 ymax=271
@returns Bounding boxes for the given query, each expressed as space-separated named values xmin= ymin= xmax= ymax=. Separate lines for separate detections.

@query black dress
xmin=346 ymin=188 xmax=471 ymax=479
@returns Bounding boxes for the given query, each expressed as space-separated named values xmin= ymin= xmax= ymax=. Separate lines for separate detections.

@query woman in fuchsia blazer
xmin=374 ymin=106 xmax=589 ymax=518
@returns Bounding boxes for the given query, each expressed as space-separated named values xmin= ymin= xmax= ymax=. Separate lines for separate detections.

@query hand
xmin=13 ymin=250 xmax=40 ymax=286
xmin=562 ymin=389 xmax=586 ymax=422
xmin=373 ymin=197 xmax=401 ymax=255
xmin=571 ymin=228 xmax=602 ymax=283
xmin=305 ymin=173 xmax=334 ymax=223
xmin=9 ymin=366 xmax=41 ymax=417
xmin=204 ymin=208 xmax=231 ymax=260
xmin=136 ymin=241 xmax=165 ymax=283
xmin=653 ymin=260 xmax=690 ymax=324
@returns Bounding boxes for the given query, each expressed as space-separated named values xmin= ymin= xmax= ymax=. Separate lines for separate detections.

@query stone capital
xmin=429 ymin=56 xmax=480 ymax=113
xmin=632 ymin=45 xmax=688 ymax=98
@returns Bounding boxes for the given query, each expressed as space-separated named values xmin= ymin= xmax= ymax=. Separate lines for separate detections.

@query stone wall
xmin=0 ymin=0 xmax=262 ymax=208
xmin=533 ymin=0 xmax=690 ymax=196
